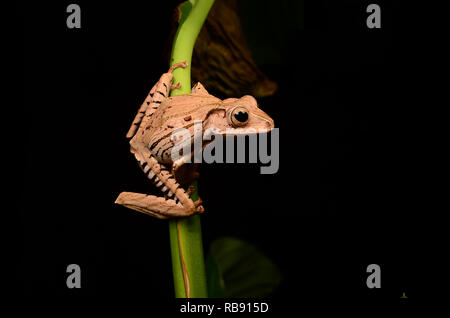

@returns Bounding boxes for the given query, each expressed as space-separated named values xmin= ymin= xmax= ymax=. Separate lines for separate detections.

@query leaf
xmin=205 ymin=252 xmax=225 ymax=298
xmin=176 ymin=1 xmax=192 ymax=25
xmin=206 ymin=237 xmax=282 ymax=298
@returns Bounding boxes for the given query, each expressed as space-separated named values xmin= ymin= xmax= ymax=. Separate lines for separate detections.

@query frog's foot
xmin=115 ymin=192 xmax=204 ymax=219
xmin=186 ymin=185 xmax=196 ymax=196
xmin=168 ymin=61 xmax=188 ymax=73
xmin=171 ymin=82 xmax=182 ymax=90
xmin=185 ymin=185 xmax=202 ymax=199
xmin=172 ymin=158 xmax=186 ymax=173
xmin=194 ymin=198 xmax=204 ymax=213
xmin=172 ymin=161 xmax=200 ymax=185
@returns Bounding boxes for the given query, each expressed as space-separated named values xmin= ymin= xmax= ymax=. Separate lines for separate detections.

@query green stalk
xmin=168 ymin=0 xmax=215 ymax=298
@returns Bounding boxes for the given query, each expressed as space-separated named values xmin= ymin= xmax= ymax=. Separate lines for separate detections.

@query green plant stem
xmin=168 ymin=0 xmax=215 ymax=298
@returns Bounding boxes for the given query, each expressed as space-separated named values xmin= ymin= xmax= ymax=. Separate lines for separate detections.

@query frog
xmin=115 ymin=61 xmax=274 ymax=219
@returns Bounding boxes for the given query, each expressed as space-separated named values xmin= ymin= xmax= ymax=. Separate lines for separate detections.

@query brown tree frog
xmin=115 ymin=62 xmax=274 ymax=219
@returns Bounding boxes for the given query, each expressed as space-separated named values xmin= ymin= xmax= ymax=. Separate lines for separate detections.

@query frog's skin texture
xmin=115 ymin=62 xmax=274 ymax=219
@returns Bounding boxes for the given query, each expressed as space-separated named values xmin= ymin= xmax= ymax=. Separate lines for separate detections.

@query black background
xmin=20 ymin=0 xmax=430 ymax=311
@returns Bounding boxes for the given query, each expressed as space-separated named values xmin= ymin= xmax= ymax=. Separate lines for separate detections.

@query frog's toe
xmin=168 ymin=61 xmax=188 ymax=73
xmin=194 ymin=204 xmax=205 ymax=214
xmin=171 ymin=82 xmax=182 ymax=90
xmin=193 ymin=198 xmax=204 ymax=214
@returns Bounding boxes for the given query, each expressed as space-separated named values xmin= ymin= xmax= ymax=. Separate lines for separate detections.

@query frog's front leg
xmin=115 ymin=147 xmax=204 ymax=219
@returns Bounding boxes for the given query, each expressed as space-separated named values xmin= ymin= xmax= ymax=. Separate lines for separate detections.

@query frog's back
xmin=143 ymin=93 xmax=222 ymax=164
xmin=162 ymin=94 xmax=222 ymax=116
xmin=149 ymin=94 xmax=220 ymax=127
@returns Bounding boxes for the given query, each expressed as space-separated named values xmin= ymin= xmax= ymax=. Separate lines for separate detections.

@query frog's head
xmin=204 ymin=95 xmax=274 ymax=135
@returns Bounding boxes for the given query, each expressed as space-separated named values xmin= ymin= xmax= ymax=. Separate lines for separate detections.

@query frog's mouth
xmin=250 ymin=112 xmax=275 ymax=130
xmin=223 ymin=126 xmax=273 ymax=135
xmin=203 ymin=126 xmax=274 ymax=140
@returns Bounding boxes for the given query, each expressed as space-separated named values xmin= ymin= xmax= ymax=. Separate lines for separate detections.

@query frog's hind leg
xmin=126 ymin=61 xmax=188 ymax=138
xmin=115 ymin=147 xmax=204 ymax=219
xmin=135 ymin=147 xmax=200 ymax=209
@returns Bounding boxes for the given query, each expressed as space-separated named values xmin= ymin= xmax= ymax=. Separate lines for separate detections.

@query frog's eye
xmin=228 ymin=106 xmax=249 ymax=127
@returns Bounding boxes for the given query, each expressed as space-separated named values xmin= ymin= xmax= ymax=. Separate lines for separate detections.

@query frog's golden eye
xmin=228 ymin=106 xmax=249 ymax=127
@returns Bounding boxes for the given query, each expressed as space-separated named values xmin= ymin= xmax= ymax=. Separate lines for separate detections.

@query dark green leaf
xmin=205 ymin=252 xmax=225 ymax=298
xmin=206 ymin=237 xmax=282 ymax=298
xmin=177 ymin=1 xmax=193 ymax=26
